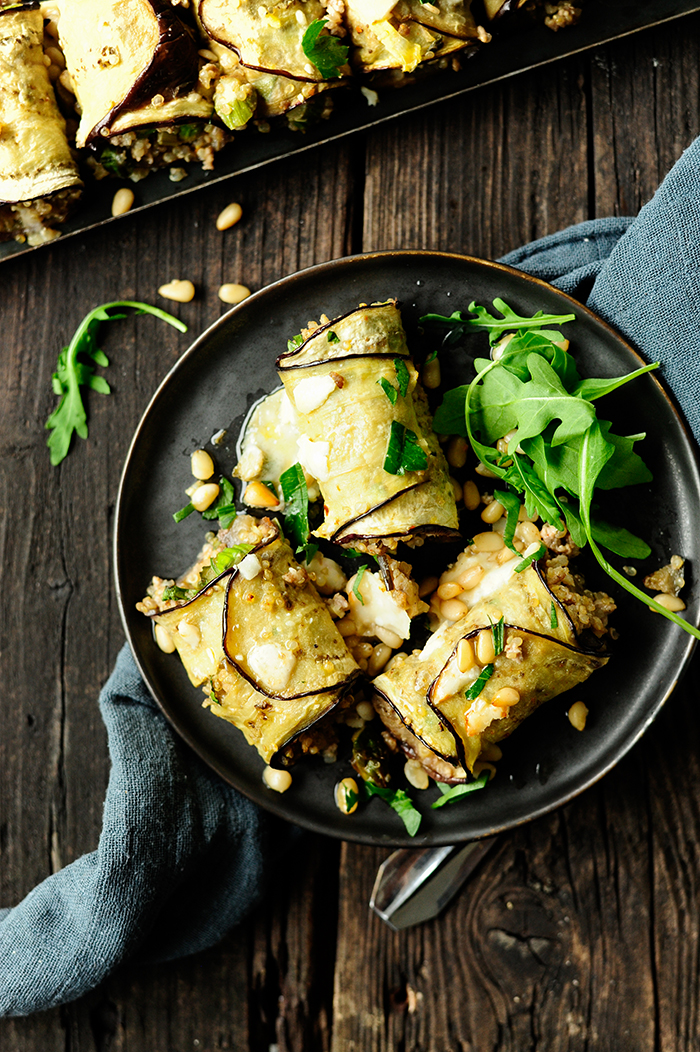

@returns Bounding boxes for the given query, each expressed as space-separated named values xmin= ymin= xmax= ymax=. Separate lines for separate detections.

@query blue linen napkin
xmin=2 ymin=136 xmax=700 ymax=1018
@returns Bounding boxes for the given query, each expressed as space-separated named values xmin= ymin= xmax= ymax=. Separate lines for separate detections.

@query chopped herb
xmin=342 ymin=784 xmax=359 ymax=811
xmin=514 ymin=543 xmax=546 ymax=573
xmin=344 ymin=548 xmax=378 ymax=562
xmin=301 ymin=18 xmax=349 ymax=79
xmin=353 ymin=564 xmax=369 ymax=605
xmin=377 ymin=376 xmax=398 ymax=405
xmin=280 ymin=462 xmax=315 ymax=562
xmin=173 ymin=502 xmax=195 ymax=523
xmin=208 ymin=679 xmax=222 ymax=705
xmin=491 ymin=616 xmax=505 ymax=656
xmin=210 ymin=544 xmax=254 ymax=575
xmin=364 ymin=781 xmax=422 ymax=836
xmin=431 ymin=773 xmax=490 ymax=807
xmin=178 ymin=123 xmax=199 ymax=141
xmin=550 ymin=601 xmax=559 ymax=629
xmin=393 ymin=358 xmax=410 ymax=397
xmin=46 ymin=301 xmax=186 ymax=466
xmin=327 ymin=330 xmax=340 ymax=343
xmin=162 ymin=584 xmax=193 ymax=602
xmin=464 ymin=664 xmax=494 ymax=700
xmin=493 ymin=488 xmax=521 ymax=552
xmin=201 ymin=476 xmax=237 ymax=529
xmin=383 ymin=421 xmax=428 ymax=475
xmin=287 ymin=333 xmax=304 ymax=353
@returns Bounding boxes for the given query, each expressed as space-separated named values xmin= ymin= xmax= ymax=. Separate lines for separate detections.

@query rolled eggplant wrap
xmin=276 ymin=302 xmax=460 ymax=551
xmin=344 ymin=0 xmax=479 ymax=74
xmin=0 ymin=5 xmax=81 ymax=244
xmin=55 ymin=0 xmax=226 ymax=175
xmin=372 ymin=551 xmax=608 ymax=777
xmin=151 ymin=522 xmax=360 ymax=766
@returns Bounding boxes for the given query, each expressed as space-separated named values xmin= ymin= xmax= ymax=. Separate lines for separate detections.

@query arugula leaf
xmin=383 ymin=421 xmax=428 ymax=475
xmin=465 ymin=664 xmax=494 ymax=700
xmin=431 ymin=773 xmax=489 ymax=807
xmin=364 ymin=781 xmax=422 ymax=836
xmin=46 ymin=301 xmax=186 ymax=466
xmin=571 ymin=362 xmax=659 ymax=402
xmin=280 ymin=462 xmax=317 ymax=562
xmin=301 ymin=19 xmax=349 ymax=79
xmin=394 ymin=358 xmax=410 ymax=397
xmin=421 ymin=298 xmax=576 ymax=346
xmin=377 ymin=377 xmax=398 ymax=405
xmin=432 ymin=385 xmax=469 ymax=438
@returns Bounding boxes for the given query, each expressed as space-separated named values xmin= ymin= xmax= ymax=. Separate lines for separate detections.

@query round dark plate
xmin=115 ymin=250 xmax=700 ymax=847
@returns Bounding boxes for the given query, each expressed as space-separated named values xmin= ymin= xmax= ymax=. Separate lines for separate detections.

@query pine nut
xmin=422 ymin=357 xmax=441 ymax=389
xmin=457 ymin=637 xmax=475 ymax=673
xmin=354 ymin=641 xmax=374 ymax=658
xmin=367 ymin=643 xmax=392 ymax=676
xmin=458 ymin=565 xmax=485 ymax=591
xmin=481 ymin=499 xmax=504 ymax=524
xmin=463 ymin=480 xmax=480 ymax=511
xmin=450 ymin=476 xmax=462 ymax=502
xmin=418 ymin=575 xmax=439 ymax=598
xmin=497 ymin=546 xmax=518 ymax=565
xmin=446 ymin=436 xmax=468 ymax=469
xmin=334 ymin=777 xmax=359 ymax=813
xmin=472 ymin=761 xmax=496 ymax=780
xmin=473 ymin=531 xmax=504 ymax=552
xmin=475 ymin=462 xmax=498 ymax=478
xmin=219 ymin=283 xmax=251 ymax=305
xmin=568 ymin=701 xmax=588 ymax=731
xmin=476 ymin=629 xmax=495 ymax=665
xmin=404 ymin=759 xmax=430 ymax=790
xmin=191 ymin=482 xmax=220 ymax=511
xmin=154 ymin=624 xmax=176 ymax=653
xmin=158 ymin=279 xmax=195 ymax=303
xmin=441 ymin=597 xmax=469 ymax=622
xmin=216 ymin=201 xmax=243 ymax=230
xmin=243 ymin=480 xmax=279 ymax=507
xmin=263 ymin=766 xmax=292 ymax=792
xmin=58 ymin=68 xmax=74 ymax=93
xmin=191 ymin=448 xmax=214 ymax=480
xmin=336 ymin=617 xmax=357 ymax=637
xmin=45 ymin=45 xmax=65 ymax=68
xmin=437 ymin=581 xmax=462 ymax=600
xmin=492 ymin=686 xmax=520 ymax=707
xmin=356 ymin=700 xmax=375 ymax=721
xmin=111 ymin=187 xmax=134 ymax=216
xmin=375 ymin=626 xmax=403 ymax=649
xmin=654 ymin=593 xmax=687 ymax=612
xmin=516 ymin=520 xmax=542 ymax=545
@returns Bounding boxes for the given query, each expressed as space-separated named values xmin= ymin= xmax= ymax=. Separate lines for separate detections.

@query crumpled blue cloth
xmin=3 ymin=135 xmax=700 ymax=1019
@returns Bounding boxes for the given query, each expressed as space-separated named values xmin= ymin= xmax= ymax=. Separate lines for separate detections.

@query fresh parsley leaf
xmin=46 ymin=301 xmax=186 ymax=466
xmin=377 ymin=377 xmax=398 ymax=405
xmin=211 ymin=544 xmax=254 ymax=575
xmin=383 ymin=421 xmax=428 ymax=475
xmin=201 ymin=476 xmax=237 ymax=528
xmin=550 ymin=601 xmax=559 ymax=629
xmin=287 ymin=333 xmax=304 ymax=353
xmin=353 ymin=564 xmax=368 ymax=605
xmin=280 ymin=462 xmax=315 ymax=561
xmin=364 ymin=781 xmax=422 ymax=836
xmin=301 ymin=19 xmax=349 ymax=79
xmin=431 ymin=773 xmax=489 ymax=807
xmin=173 ymin=502 xmax=195 ymax=523
xmin=465 ymin=664 xmax=494 ymax=700
xmin=162 ymin=584 xmax=193 ymax=602
xmin=491 ymin=616 xmax=505 ymax=656
xmin=394 ymin=358 xmax=410 ymax=397
xmin=514 ymin=543 xmax=547 ymax=573
xmin=327 ymin=330 xmax=340 ymax=343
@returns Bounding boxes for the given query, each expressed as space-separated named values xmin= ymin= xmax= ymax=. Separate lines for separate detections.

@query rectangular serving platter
xmin=3 ymin=0 xmax=699 ymax=263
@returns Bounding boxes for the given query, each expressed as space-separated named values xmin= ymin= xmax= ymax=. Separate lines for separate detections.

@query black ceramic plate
xmin=4 ymin=0 xmax=700 ymax=264
xmin=115 ymin=250 xmax=700 ymax=846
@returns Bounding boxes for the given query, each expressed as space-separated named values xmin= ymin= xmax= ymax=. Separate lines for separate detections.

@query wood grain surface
xmin=2 ymin=12 xmax=700 ymax=1051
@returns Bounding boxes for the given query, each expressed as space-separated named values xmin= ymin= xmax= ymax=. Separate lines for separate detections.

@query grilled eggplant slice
xmin=54 ymin=0 xmax=218 ymax=170
xmin=152 ymin=524 xmax=359 ymax=766
xmin=0 ymin=5 xmax=81 ymax=244
xmin=372 ymin=554 xmax=608 ymax=775
xmin=345 ymin=0 xmax=479 ymax=73
xmin=276 ymin=301 xmax=460 ymax=552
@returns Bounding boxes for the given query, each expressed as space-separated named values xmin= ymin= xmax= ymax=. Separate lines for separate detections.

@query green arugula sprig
xmin=301 ymin=19 xmax=349 ymax=79
xmin=430 ymin=299 xmax=700 ymax=640
xmin=46 ymin=301 xmax=187 ymax=466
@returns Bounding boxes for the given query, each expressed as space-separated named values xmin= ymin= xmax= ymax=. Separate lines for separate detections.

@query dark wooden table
xmin=3 ymin=12 xmax=700 ymax=1050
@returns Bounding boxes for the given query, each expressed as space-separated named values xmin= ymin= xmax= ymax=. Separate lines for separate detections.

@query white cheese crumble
xmin=347 ymin=570 xmax=411 ymax=640
xmin=292 ymin=374 xmax=338 ymax=414
xmin=247 ymin=643 xmax=298 ymax=692
xmin=238 ymin=553 xmax=262 ymax=580
xmin=297 ymin=435 xmax=330 ymax=482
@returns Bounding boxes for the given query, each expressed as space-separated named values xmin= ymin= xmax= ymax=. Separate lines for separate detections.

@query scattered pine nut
xmin=216 ymin=201 xmax=243 ymax=230
xmin=191 ymin=482 xmax=220 ymax=512
xmin=446 ymin=435 xmax=468 ymax=469
xmin=335 ymin=777 xmax=359 ymax=813
xmin=463 ymin=480 xmax=480 ymax=511
xmin=568 ymin=701 xmax=588 ymax=731
xmin=263 ymin=766 xmax=292 ymax=792
xmin=404 ymin=759 xmax=429 ymax=790
xmin=111 ymin=187 xmax=134 ymax=216
xmin=422 ymin=357 xmax=441 ymax=389
xmin=191 ymin=448 xmax=214 ymax=480
xmin=653 ymin=593 xmax=686 ymax=612
xmin=158 ymin=279 xmax=195 ymax=303
xmin=218 ymin=283 xmax=251 ymax=305
xmin=154 ymin=624 xmax=176 ymax=653
xmin=243 ymin=480 xmax=280 ymax=508
xmin=481 ymin=499 xmax=504 ymax=524
xmin=476 ymin=628 xmax=496 ymax=665
xmin=492 ymin=687 xmax=520 ymax=708
xmin=457 ymin=637 xmax=475 ymax=673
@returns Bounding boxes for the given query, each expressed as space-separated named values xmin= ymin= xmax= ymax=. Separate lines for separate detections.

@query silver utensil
xmin=370 ymin=837 xmax=498 ymax=931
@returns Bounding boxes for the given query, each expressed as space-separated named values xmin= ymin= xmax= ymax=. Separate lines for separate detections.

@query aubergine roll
xmin=0 ymin=5 xmax=81 ymax=245
xmin=344 ymin=0 xmax=481 ymax=75
xmin=276 ymin=301 xmax=460 ymax=553
xmin=53 ymin=0 xmax=228 ymax=179
xmin=141 ymin=517 xmax=360 ymax=767
xmin=372 ymin=543 xmax=611 ymax=779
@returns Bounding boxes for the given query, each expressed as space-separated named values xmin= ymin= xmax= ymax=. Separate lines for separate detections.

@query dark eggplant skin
xmin=88 ymin=0 xmax=201 ymax=144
